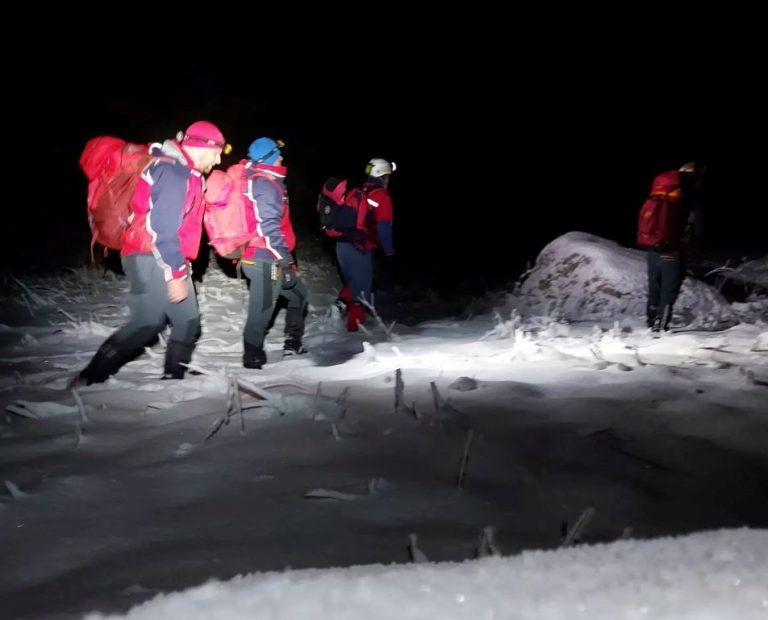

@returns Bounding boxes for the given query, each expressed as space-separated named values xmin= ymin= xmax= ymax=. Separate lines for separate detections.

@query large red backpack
xmin=204 ymin=162 xmax=262 ymax=259
xmin=636 ymin=170 xmax=685 ymax=249
xmin=79 ymin=137 xmax=151 ymax=258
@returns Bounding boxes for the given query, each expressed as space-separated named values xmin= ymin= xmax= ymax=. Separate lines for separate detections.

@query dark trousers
xmin=276 ymin=277 xmax=308 ymax=345
xmin=646 ymin=250 xmax=683 ymax=329
xmin=242 ymin=261 xmax=282 ymax=350
xmin=80 ymin=254 xmax=200 ymax=383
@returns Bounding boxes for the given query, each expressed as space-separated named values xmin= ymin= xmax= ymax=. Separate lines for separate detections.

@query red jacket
xmin=363 ymin=184 xmax=394 ymax=254
xmin=122 ymin=141 xmax=205 ymax=280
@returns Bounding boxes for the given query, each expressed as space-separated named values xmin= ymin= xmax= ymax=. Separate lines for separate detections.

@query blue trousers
xmin=646 ymin=250 xmax=684 ymax=329
xmin=336 ymin=242 xmax=373 ymax=304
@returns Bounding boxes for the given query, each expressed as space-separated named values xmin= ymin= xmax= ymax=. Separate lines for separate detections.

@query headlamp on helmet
xmin=365 ymin=158 xmax=396 ymax=178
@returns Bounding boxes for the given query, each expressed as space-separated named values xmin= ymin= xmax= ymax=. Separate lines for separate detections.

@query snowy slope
xmin=1 ymin=234 xmax=768 ymax=619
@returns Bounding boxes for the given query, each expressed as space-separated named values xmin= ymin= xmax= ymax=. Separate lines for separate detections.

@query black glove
xmin=278 ymin=259 xmax=297 ymax=289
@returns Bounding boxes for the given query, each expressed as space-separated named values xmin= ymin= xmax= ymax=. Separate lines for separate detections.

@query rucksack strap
xmin=143 ymin=155 xmax=177 ymax=175
xmin=245 ymin=169 xmax=284 ymax=210
xmin=353 ymin=189 xmax=371 ymax=232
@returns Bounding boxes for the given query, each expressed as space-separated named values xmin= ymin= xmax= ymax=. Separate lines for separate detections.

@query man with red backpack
xmin=238 ymin=137 xmax=306 ymax=369
xmin=636 ymin=162 xmax=700 ymax=332
xmin=72 ymin=121 xmax=228 ymax=385
xmin=335 ymin=158 xmax=396 ymax=332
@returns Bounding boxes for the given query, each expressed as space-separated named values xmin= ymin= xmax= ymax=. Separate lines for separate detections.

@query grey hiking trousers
xmin=79 ymin=254 xmax=201 ymax=384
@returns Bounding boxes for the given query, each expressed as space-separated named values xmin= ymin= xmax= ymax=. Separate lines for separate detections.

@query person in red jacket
xmin=336 ymin=158 xmax=396 ymax=331
xmin=239 ymin=137 xmax=307 ymax=368
xmin=73 ymin=121 xmax=228 ymax=385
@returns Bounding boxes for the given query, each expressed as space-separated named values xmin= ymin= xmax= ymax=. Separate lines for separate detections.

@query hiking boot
xmin=243 ymin=355 xmax=266 ymax=369
xmin=163 ymin=342 xmax=195 ymax=380
xmin=283 ymin=339 xmax=307 ymax=357
xmin=243 ymin=343 xmax=267 ymax=369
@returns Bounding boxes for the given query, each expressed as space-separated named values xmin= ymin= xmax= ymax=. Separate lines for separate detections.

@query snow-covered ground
xmin=1 ymin=233 xmax=768 ymax=619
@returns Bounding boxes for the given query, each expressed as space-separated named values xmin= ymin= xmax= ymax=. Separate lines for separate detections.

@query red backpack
xmin=317 ymin=177 xmax=372 ymax=247
xmin=204 ymin=162 xmax=260 ymax=259
xmin=79 ymin=137 xmax=152 ymax=258
xmin=636 ymin=170 xmax=685 ymax=249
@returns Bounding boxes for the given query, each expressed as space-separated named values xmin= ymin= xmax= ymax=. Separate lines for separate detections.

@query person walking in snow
xmin=637 ymin=162 xmax=701 ymax=332
xmin=239 ymin=137 xmax=308 ymax=368
xmin=336 ymin=158 xmax=396 ymax=332
xmin=73 ymin=121 xmax=229 ymax=385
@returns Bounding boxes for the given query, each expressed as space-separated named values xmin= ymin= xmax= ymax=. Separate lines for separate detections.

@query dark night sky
xmin=4 ymin=20 xmax=766 ymax=285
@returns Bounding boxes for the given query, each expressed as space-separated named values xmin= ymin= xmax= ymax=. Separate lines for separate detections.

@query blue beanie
xmin=248 ymin=137 xmax=281 ymax=164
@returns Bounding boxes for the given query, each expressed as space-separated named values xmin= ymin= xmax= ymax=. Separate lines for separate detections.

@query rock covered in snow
xmin=448 ymin=376 xmax=479 ymax=392
xmin=513 ymin=232 xmax=736 ymax=325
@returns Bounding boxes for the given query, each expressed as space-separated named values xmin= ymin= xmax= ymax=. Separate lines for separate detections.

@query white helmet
xmin=365 ymin=158 xmax=397 ymax=178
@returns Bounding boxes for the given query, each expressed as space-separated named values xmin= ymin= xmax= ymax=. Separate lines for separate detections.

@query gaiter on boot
xmin=347 ymin=303 xmax=365 ymax=332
